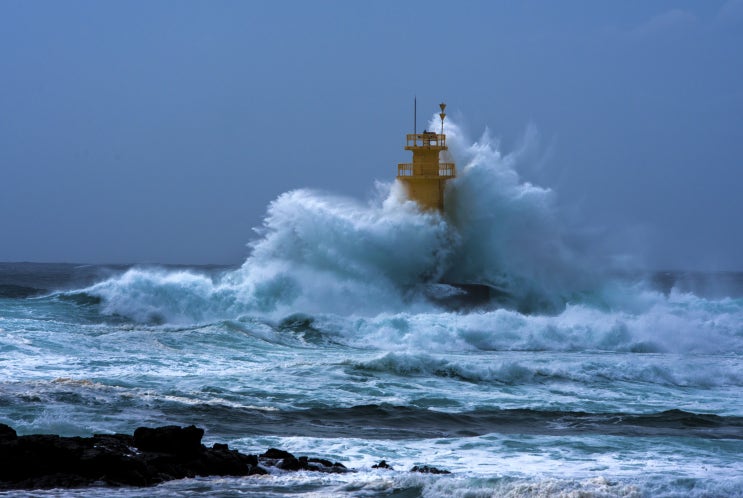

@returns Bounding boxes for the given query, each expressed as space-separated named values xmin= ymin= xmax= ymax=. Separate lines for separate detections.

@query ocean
xmin=2 ymin=124 xmax=742 ymax=497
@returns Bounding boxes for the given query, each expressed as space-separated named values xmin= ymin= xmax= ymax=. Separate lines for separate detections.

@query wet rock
xmin=410 ymin=465 xmax=451 ymax=474
xmin=133 ymin=425 xmax=204 ymax=455
xmin=278 ymin=456 xmax=301 ymax=471
xmin=0 ymin=425 xmax=258 ymax=490
xmin=258 ymin=449 xmax=348 ymax=473
xmin=248 ymin=464 xmax=268 ymax=475
xmin=296 ymin=456 xmax=347 ymax=473
xmin=306 ymin=456 xmax=333 ymax=467
xmin=260 ymin=448 xmax=295 ymax=460
xmin=0 ymin=423 xmax=357 ymax=490
xmin=0 ymin=432 xmax=152 ymax=489
xmin=0 ymin=424 xmax=17 ymax=441
xmin=372 ymin=460 xmax=393 ymax=470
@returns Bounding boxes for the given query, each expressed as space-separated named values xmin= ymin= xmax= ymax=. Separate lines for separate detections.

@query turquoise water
xmin=2 ymin=262 xmax=742 ymax=497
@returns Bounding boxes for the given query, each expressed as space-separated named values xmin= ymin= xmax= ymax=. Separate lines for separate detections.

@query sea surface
xmin=2 ymin=124 xmax=743 ymax=497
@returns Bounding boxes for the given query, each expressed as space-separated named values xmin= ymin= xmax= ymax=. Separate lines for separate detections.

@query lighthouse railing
xmin=397 ymin=163 xmax=456 ymax=178
xmin=405 ymin=133 xmax=447 ymax=148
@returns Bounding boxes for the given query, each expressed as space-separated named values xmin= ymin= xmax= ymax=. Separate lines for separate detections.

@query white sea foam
xmin=442 ymin=119 xmax=603 ymax=309
xmin=76 ymin=118 xmax=743 ymax=359
xmin=80 ymin=118 xmax=590 ymax=318
xmin=226 ymin=434 xmax=743 ymax=497
xmin=309 ymin=285 xmax=743 ymax=355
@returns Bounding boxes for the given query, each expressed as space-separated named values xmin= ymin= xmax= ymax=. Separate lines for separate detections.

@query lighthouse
xmin=395 ymin=102 xmax=492 ymax=309
xmin=396 ymin=103 xmax=456 ymax=212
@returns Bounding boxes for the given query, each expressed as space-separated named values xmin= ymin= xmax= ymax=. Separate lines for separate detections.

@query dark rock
xmin=189 ymin=443 xmax=257 ymax=477
xmin=133 ymin=425 xmax=204 ymax=455
xmin=308 ymin=457 xmax=333 ymax=467
xmin=297 ymin=456 xmax=347 ymax=472
xmin=0 ymin=424 xmax=16 ymax=441
xmin=0 ymin=425 xmax=254 ymax=490
xmin=0 ymin=424 xmax=353 ymax=490
xmin=248 ymin=464 xmax=268 ymax=475
xmin=277 ymin=456 xmax=301 ymax=471
xmin=0 ymin=431 xmax=154 ymax=489
xmin=260 ymin=448 xmax=295 ymax=460
xmin=410 ymin=465 xmax=451 ymax=474
xmin=372 ymin=460 xmax=393 ymax=470
xmin=255 ymin=451 xmax=349 ymax=474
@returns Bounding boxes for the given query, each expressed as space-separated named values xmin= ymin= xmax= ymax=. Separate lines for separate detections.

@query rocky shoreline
xmin=0 ymin=423 xmax=448 ymax=490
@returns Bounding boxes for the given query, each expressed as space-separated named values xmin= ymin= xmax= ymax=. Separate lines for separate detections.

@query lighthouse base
xmin=421 ymin=282 xmax=501 ymax=311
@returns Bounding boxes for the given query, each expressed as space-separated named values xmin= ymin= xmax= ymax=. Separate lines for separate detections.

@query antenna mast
xmin=439 ymin=102 xmax=446 ymax=135
xmin=414 ymin=96 xmax=417 ymax=135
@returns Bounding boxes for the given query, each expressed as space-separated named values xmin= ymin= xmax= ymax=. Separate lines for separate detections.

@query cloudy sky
xmin=1 ymin=1 xmax=742 ymax=269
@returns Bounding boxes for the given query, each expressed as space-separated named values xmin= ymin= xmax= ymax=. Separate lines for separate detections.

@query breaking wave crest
xmin=317 ymin=287 xmax=743 ymax=354
xmin=82 ymin=187 xmax=454 ymax=323
xmin=442 ymin=121 xmax=602 ymax=312
xmin=78 ymin=119 xmax=596 ymax=318
xmin=352 ymin=350 xmax=743 ymax=387
xmin=70 ymin=118 xmax=743 ymax=356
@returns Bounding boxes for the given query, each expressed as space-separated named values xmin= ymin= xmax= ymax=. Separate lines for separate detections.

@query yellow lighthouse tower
xmin=396 ymin=102 xmax=456 ymax=212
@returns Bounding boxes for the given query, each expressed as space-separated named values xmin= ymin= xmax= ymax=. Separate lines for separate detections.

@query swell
xmin=15 ymin=385 xmax=733 ymax=440
xmin=348 ymin=352 xmax=743 ymax=388
xmin=55 ymin=291 xmax=103 ymax=306
xmin=0 ymin=284 xmax=47 ymax=299
xmin=118 ymin=402 xmax=743 ymax=440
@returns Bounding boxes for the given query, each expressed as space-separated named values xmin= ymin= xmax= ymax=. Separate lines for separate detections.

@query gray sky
xmin=1 ymin=1 xmax=742 ymax=270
